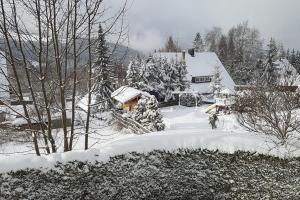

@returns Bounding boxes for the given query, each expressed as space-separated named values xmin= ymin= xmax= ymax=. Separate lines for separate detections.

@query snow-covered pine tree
xmin=161 ymin=58 xmax=175 ymax=102
xmin=286 ymin=49 xmax=290 ymax=61
xmin=127 ymin=54 xmax=189 ymax=102
xmin=295 ymin=51 xmax=300 ymax=73
xmin=139 ymin=56 xmax=165 ymax=99
xmin=289 ymin=49 xmax=297 ymax=71
xmin=278 ymin=43 xmax=286 ymax=59
xmin=193 ymin=32 xmax=204 ymax=52
xmin=93 ymin=24 xmax=114 ymax=111
xmin=262 ymin=38 xmax=279 ymax=85
xmin=210 ymin=65 xmax=222 ymax=98
xmin=209 ymin=38 xmax=217 ymax=52
xmin=180 ymin=93 xmax=202 ymax=107
xmin=218 ymin=35 xmax=228 ymax=63
xmin=132 ymin=96 xmax=165 ymax=131
xmin=126 ymin=56 xmax=142 ymax=88
xmin=164 ymin=36 xmax=180 ymax=52
xmin=175 ymin=58 xmax=189 ymax=91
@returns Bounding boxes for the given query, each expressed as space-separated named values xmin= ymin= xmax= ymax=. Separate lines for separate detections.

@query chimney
xmin=182 ymin=50 xmax=186 ymax=64
xmin=188 ymin=48 xmax=195 ymax=57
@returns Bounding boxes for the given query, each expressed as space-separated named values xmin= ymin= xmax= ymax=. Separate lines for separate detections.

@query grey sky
xmin=109 ymin=0 xmax=300 ymax=52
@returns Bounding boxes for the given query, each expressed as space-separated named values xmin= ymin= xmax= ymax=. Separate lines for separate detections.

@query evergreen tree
xmin=225 ymin=22 xmax=264 ymax=84
xmin=278 ymin=43 xmax=286 ymax=59
xmin=139 ymin=56 xmax=165 ymax=98
xmin=267 ymin=38 xmax=278 ymax=61
xmin=294 ymin=51 xmax=300 ymax=73
xmin=164 ymin=36 xmax=180 ymax=52
xmin=209 ymin=38 xmax=217 ymax=52
xmin=193 ymin=32 xmax=204 ymax=52
xmin=161 ymin=58 xmax=175 ymax=101
xmin=286 ymin=48 xmax=290 ymax=61
xmin=210 ymin=65 xmax=222 ymax=97
xmin=205 ymin=27 xmax=222 ymax=52
xmin=175 ymin=60 xmax=189 ymax=91
xmin=126 ymin=56 xmax=142 ymax=88
xmin=132 ymin=96 xmax=165 ymax=131
xmin=226 ymin=29 xmax=236 ymax=72
xmin=217 ymin=35 xmax=228 ymax=63
xmin=93 ymin=24 xmax=114 ymax=111
xmin=262 ymin=38 xmax=278 ymax=85
xmin=290 ymin=49 xmax=296 ymax=66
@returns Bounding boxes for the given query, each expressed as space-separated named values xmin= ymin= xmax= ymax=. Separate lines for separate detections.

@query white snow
xmin=111 ymin=86 xmax=151 ymax=103
xmin=220 ymin=88 xmax=234 ymax=95
xmin=77 ymin=93 xmax=97 ymax=112
xmin=0 ymin=105 xmax=299 ymax=173
xmin=153 ymin=52 xmax=235 ymax=94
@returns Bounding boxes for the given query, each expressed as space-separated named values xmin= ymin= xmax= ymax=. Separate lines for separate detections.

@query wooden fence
xmin=111 ymin=110 xmax=150 ymax=134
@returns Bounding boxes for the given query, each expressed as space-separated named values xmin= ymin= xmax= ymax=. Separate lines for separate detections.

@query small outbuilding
xmin=111 ymin=86 xmax=150 ymax=111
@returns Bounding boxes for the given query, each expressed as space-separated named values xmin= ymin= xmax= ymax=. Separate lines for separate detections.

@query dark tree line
xmin=192 ymin=22 xmax=299 ymax=85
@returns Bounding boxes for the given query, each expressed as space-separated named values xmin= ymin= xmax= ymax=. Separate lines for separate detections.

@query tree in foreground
xmin=235 ymin=85 xmax=300 ymax=145
xmin=132 ymin=96 xmax=165 ymax=132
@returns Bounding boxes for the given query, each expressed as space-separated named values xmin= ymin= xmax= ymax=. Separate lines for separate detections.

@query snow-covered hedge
xmin=1 ymin=149 xmax=299 ymax=199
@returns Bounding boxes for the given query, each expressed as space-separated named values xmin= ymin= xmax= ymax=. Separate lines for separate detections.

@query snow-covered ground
xmin=0 ymin=105 xmax=300 ymax=173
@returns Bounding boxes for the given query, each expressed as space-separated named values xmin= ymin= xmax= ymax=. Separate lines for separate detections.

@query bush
xmin=132 ymin=96 xmax=165 ymax=131
xmin=180 ymin=93 xmax=202 ymax=107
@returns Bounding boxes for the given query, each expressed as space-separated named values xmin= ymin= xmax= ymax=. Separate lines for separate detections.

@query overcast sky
xmin=109 ymin=0 xmax=300 ymax=52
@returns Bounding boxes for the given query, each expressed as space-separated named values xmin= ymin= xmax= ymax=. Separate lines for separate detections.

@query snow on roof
xmin=153 ymin=52 xmax=235 ymax=93
xmin=220 ymin=88 xmax=234 ymax=95
xmin=111 ymin=86 xmax=151 ymax=104
xmin=77 ymin=93 xmax=97 ymax=112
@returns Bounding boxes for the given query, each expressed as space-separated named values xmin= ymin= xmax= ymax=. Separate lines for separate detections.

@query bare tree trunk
xmin=0 ymin=0 xmax=40 ymax=156
xmin=85 ymin=12 xmax=92 ymax=150
xmin=69 ymin=0 xmax=77 ymax=151
xmin=11 ymin=0 xmax=51 ymax=154
xmin=36 ymin=0 xmax=56 ymax=153
xmin=48 ymin=0 xmax=69 ymax=151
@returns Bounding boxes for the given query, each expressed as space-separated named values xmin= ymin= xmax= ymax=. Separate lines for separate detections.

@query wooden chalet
xmin=111 ymin=86 xmax=151 ymax=111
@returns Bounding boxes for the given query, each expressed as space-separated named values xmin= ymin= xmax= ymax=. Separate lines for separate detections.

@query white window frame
xmin=194 ymin=76 xmax=212 ymax=83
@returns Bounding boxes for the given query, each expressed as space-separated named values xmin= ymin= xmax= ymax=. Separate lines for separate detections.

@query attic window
xmin=192 ymin=76 xmax=212 ymax=83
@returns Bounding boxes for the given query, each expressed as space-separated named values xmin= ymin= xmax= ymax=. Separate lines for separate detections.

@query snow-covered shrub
xmin=132 ymin=96 xmax=165 ymax=131
xmin=236 ymin=85 xmax=300 ymax=145
xmin=180 ymin=93 xmax=202 ymax=107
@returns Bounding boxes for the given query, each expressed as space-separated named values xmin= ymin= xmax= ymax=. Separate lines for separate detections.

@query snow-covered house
xmin=153 ymin=51 xmax=235 ymax=96
xmin=111 ymin=86 xmax=151 ymax=111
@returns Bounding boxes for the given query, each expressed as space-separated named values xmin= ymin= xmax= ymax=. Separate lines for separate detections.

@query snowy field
xmin=0 ymin=105 xmax=300 ymax=172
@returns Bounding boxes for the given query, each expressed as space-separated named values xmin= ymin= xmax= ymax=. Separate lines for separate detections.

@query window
xmin=192 ymin=76 xmax=212 ymax=83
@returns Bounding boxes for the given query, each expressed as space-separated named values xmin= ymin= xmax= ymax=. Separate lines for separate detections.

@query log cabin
xmin=111 ymin=86 xmax=151 ymax=111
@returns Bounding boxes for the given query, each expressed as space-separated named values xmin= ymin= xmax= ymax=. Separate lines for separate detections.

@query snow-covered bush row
xmin=1 ymin=149 xmax=299 ymax=199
